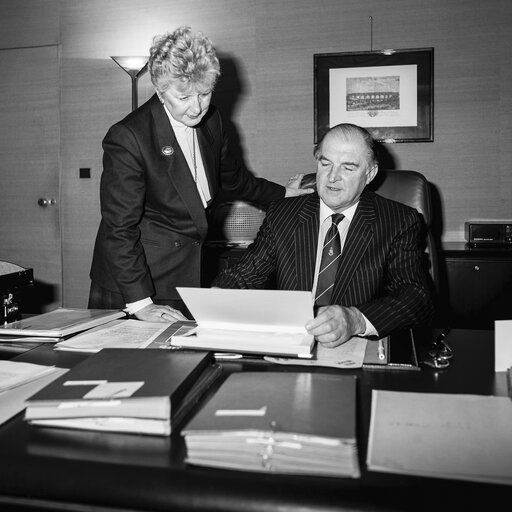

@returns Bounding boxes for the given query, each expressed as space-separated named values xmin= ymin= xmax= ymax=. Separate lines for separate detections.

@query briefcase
xmin=0 ymin=261 xmax=34 ymax=324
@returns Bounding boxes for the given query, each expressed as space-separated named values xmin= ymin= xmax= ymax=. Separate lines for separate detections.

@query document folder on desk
xmin=0 ymin=308 xmax=126 ymax=337
xmin=171 ymin=288 xmax=315 ymax=358
xmin=367 ymin=389 xmax=512 ymax=485
xmin=182 ymin=371 xmax=360 ymax=478
xmin=24 ymin=348 xmax=219 ymax=436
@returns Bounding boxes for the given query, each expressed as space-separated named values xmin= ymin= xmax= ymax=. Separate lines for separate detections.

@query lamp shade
xmin=110 ymin=56 xmax=149 ymax=78
xmin=110 ymin=56 xmax=149 ymax=111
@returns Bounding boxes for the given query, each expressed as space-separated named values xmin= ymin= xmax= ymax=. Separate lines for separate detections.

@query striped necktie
xmin=315 ymin=213 xmax=344 ymax=307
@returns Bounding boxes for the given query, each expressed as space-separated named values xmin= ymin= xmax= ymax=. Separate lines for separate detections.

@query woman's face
xmin=159 ymin=81 xmax=212 ymax=127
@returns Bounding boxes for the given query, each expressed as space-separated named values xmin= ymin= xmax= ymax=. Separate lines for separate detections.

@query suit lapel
xmin=331 ymin=192 xmax=375 ymax=303
xmin=295 ymin=195 xmax=320 ymax=289
xmin=151 ymin=96 xmax=208 ymax=237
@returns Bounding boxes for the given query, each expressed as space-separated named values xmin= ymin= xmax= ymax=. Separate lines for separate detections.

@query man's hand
xmin=305 ymin=305 xmax=365 ymax=347
xmin=284 ymin=173 xmax=314 ymax=197
xmin=134 ymin=303 xmax=188 ymax=323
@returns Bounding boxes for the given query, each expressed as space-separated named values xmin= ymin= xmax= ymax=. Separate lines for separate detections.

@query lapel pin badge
xmin=161 ymin=146 xmax=174 ymax=156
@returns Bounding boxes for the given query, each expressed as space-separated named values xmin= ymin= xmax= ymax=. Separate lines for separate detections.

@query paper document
xmin=367 ymin=389 xmax=512 ymax=485
xmin=0 ymin=364 xmax=67 ymax=427
xmin=0 ymin=308 xmax=126 ymax=337
xmin=0 ymin=360 xmax=62 ymax=392
xmin=172 ymin=288 xmax=315 ymax=358
xmin=55 ymin=319 xmax=170 ymax=352
xmin=266 ymin=336 xmax=368 ymax=368
xmin=495 ymin=320 xmax=512 ymax=371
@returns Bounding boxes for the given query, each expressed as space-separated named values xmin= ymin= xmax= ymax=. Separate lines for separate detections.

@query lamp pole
xmin=110 ymin=57 xmax=149 ymax=111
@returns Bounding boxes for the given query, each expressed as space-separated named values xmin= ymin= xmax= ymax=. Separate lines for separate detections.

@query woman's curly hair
xmin=149 ymin=26 xmax=220 ymax=92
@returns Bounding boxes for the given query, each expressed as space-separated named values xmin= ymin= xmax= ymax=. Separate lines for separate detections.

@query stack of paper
xmin=182 ymin=372 xmax=360 ymax=478
xmin=24 ymin=349 xmax=220 ymax=436
xmin=0 ymin=360 xmax=61 ymax=392
xmin=367 ymin=389 xmax=512 ymax=485
xmin=171 ymin=288 xmax=315 ymax=358
xmin=1 ymin=308 xmax=126 ymax=337
xmin=0 ymin=361 xmax=67 ymax=427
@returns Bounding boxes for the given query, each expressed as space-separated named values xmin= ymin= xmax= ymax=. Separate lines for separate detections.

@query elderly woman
xmin=88 ymin=26 xmax=311 ymax=321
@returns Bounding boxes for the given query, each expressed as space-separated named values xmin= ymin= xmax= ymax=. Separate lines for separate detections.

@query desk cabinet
xmin=439 ymin=243 xmax=512 ymax=329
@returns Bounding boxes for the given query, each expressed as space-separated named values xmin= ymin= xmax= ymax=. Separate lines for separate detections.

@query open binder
xmin=171 ymin=288 xmax=315 ymax=358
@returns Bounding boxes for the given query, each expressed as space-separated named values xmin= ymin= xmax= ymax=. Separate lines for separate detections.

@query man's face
xmin=160 ymin=81 xmax=213 ymax=127
xmin=315 ymin=134 xmax=377 ymax=212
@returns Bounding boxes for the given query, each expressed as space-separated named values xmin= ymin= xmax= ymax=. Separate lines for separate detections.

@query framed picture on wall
xmin=314 ymin=48 xmax=434 ymax=143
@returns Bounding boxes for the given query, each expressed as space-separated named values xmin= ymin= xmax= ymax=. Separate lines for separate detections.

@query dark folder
xmin=25 ymin=348 xmax=217 ymax=436
xmin=363 ymin=328 xmax=419 ymax=370
xmin=182 ymin=371 xmax=360 ymax=478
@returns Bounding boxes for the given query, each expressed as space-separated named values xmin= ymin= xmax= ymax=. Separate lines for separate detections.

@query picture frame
xmin=314 ymin=48 xmax=434 ymax=143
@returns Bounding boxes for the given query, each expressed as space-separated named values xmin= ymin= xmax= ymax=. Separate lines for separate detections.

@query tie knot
xmin=331 ymin=213 xmax=344 ymax=226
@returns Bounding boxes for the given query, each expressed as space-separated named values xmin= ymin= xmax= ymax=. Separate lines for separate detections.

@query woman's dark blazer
xmin=213 ymin=191 xmax=434 ymax=337
xmin=89 ymin=94 xmax=284 ymax=305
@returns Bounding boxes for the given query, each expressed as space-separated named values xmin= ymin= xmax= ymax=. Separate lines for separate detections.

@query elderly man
xmin=213 ymin=123 xmax=434 ymax=347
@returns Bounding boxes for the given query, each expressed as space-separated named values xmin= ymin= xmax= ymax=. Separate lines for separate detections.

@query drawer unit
xmin=440 ymin=243 xmax=512 ymax=329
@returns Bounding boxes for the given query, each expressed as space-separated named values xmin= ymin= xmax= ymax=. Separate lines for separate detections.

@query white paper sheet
xmin=176 ymin=288 xmax=314 ymax=332
xmin=495 ymin=320 xmax=512 ymax=371
xmin=367 ymin=389 xmax=512 ymax=485
xmin=0 ymin=366 xmax=68 ymax=427
xmin=54 ymin=319 xmax=170 ymax=352
xmin=265 ymin=336 xmax=368 ymax=368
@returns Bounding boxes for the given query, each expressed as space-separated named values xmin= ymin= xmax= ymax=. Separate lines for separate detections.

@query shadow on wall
xmin=210 ymin=53 xmax=255 ymax=205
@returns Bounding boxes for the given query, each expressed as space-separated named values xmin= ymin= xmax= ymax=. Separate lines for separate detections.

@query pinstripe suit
xmin=213 ymin=190 xmax=434 ymax=337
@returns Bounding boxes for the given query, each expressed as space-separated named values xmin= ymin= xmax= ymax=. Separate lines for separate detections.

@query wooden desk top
xmin=0 ymin=328 xmax=510 ymax=511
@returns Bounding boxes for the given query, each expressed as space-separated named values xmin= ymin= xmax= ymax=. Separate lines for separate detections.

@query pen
xmin=214 ymin=352 xmax=244 ymax=360
xmin=378 ymin=339 xmax=385 ymax=361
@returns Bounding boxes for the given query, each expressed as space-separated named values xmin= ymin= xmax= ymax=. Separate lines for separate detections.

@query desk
xmin=0 ymin=329 xmax=510 ymax=511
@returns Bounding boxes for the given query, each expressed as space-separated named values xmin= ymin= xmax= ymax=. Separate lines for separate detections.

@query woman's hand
xmin=285 ymin=173 xmax=314 ymax=197
xmin=134 ymin=303 xmax=188 ymax=323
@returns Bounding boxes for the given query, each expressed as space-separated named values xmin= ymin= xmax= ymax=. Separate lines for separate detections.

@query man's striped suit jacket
xmin=213 ymin=190 xmax=434 ymax=337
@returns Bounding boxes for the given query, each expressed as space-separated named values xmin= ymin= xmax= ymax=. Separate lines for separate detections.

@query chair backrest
xmin=369 ymin=170 xmax=439 ymax=294
xmin=300 ymin=170 xmax=439 ymax=294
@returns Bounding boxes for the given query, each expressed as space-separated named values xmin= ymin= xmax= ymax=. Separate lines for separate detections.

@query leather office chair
xmin=300 ymin=170 xmax=439 ymax=296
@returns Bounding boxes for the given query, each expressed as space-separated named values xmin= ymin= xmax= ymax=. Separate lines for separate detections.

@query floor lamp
xmin=110 ymin=56 xmax=149 ymax=111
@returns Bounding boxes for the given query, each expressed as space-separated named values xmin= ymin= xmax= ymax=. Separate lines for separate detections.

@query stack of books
xmin=24 ymin=348 xmax=220 ymax=436
xmin=182 ymin=371 xmax=360 ymax=478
